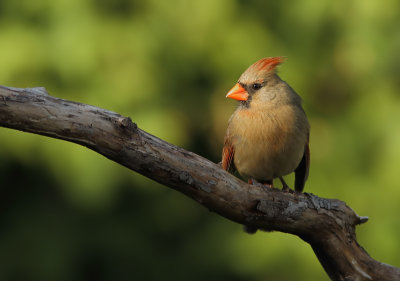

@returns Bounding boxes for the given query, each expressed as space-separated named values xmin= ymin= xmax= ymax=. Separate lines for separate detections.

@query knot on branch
xmin=115 ymin=116 xmax=138 ymax=138
xmin=116 ymin=116 xmax=136 ymax=129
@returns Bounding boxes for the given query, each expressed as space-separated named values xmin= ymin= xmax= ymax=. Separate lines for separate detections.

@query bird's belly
xmin=233 ymin=134 xmax=305 ymax=181
xmin=228 ymin=102 xmax=309 ymax=182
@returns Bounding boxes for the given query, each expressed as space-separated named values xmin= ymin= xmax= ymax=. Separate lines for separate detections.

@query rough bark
xmin=0 ymin=85 xmax=399 ymax=281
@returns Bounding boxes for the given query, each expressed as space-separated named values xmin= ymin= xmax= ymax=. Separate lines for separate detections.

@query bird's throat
xmin=239 ymin=97 xmax=252 ymax=108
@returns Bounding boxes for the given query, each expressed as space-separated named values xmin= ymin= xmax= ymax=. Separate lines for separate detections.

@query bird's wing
xmin=294 ymin=135 xmax=310 ymax=192
xmin=221 ymin=135 xmax=235 ymax=173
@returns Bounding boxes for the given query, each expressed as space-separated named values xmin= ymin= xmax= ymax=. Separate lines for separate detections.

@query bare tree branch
xmin=0 ymin=85 xmax=399 ymax=281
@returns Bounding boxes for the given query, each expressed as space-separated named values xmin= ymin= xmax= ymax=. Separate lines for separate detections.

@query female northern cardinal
xmin=221 ymin=57 xmax=310 ymax=192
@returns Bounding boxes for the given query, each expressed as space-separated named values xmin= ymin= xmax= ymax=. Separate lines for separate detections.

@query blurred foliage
xmin=0 ymin=0 xmax=399 ymax=280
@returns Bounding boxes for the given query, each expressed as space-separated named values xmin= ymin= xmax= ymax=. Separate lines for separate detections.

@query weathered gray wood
xmin=0 ymin=85 xmax=399 ymax=281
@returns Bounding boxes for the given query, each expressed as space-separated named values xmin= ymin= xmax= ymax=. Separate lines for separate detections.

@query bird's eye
xmin=251 ymin=83 xmax=262 ymax=90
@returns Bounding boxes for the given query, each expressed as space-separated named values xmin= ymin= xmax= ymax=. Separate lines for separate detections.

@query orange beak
xmin=226 ymin=83 xmax=249 ymax=101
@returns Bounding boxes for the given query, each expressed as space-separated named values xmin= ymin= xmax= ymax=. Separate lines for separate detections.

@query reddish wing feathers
xmin=221 ymin=139 xmax=235 ymax=173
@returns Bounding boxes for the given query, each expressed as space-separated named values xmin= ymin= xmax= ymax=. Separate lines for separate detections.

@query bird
xmin=221 ymin=57 xmax=310 ymax=192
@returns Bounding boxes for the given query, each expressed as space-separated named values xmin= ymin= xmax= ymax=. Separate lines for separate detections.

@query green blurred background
xmin=0 ymin=0 xmax=399 ymax=280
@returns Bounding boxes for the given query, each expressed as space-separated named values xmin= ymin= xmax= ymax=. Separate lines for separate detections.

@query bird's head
xmin=226 ymin=57 xmax=285 ymax=107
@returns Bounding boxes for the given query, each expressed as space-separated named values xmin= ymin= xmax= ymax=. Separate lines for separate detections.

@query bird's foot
xmin=279 ymin=177 xmax=294 ymax=194
xmin=282 ymin=185 xmax=295 ymax=194
xmin=263 ymin=181 xmax=273 ymax=188
xmin=248 ymin=178 xmax=273 ymax=188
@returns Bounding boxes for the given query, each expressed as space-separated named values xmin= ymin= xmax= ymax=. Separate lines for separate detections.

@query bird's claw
xmin=279 ymin=177 xmax=294 ymax=193
xmin=248 ymin=178 xmax=273 ymax=188
xmin=282 ymin=185 xmax=295 ymax=194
